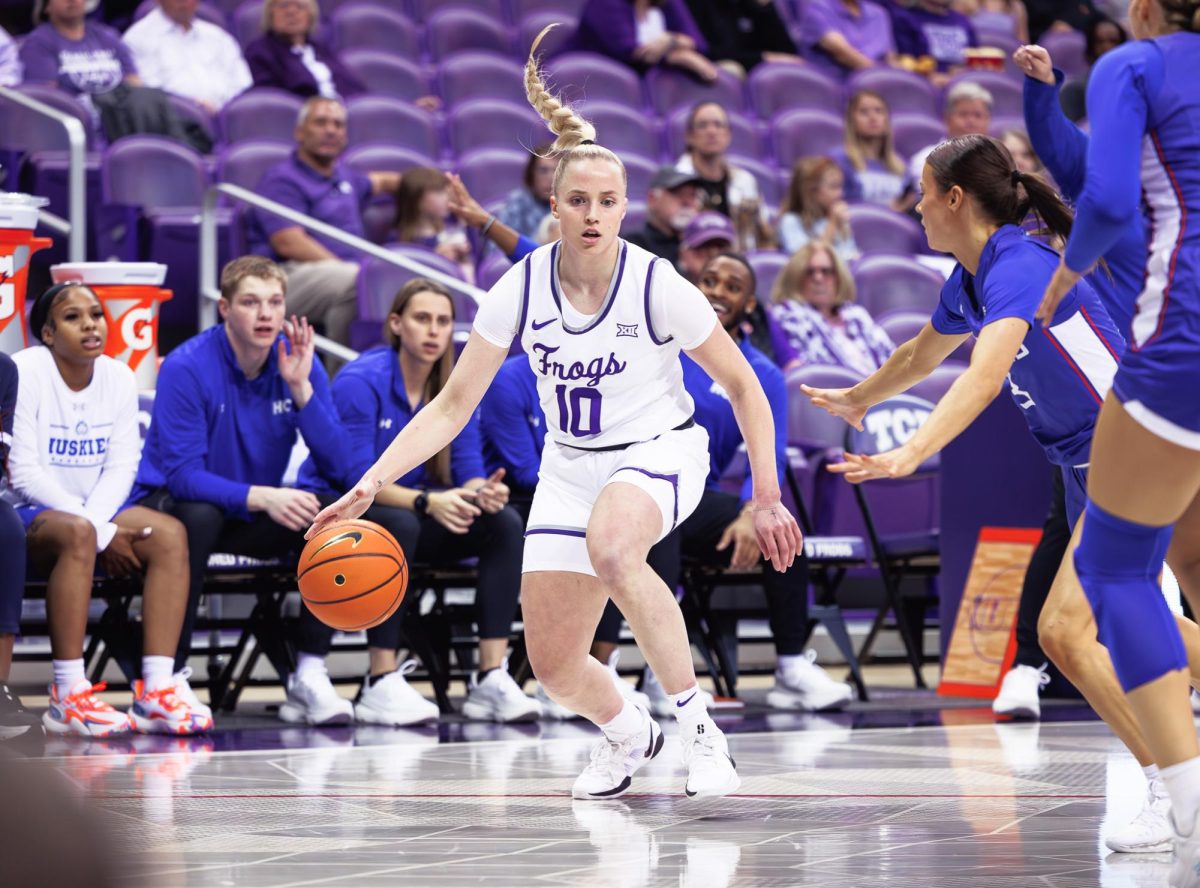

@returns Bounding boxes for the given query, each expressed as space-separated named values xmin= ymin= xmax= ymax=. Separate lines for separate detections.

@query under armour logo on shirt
xmin=616 ymin=323 xmax=638 ymax=338
xmin=379 ymin=418 xmax=393 ymax=429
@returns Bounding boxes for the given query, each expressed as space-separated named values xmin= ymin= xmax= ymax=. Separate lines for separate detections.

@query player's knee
xmin=143 ymin=515 xmax=189 ymax=564
xmin=59 ymin=514 xmax=97 ymax=555
xmin=588 ymin=541 xmax=643 ymax=592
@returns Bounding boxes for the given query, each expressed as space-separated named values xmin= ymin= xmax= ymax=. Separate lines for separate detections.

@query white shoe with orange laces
xmin=129 ymin=681 xmax=214 ymax=735
xmin=42 ymin=681 xmax=132 ymax=738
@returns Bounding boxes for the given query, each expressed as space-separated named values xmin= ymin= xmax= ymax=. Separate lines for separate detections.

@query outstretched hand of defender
xmin=800 ymin=384 xmax=866 ymax=431
xmin=1036 ymin=260 xmax=1082 ymax=325
xmin=752 ymin=501 xmax=803 ymax=572
xmin=827 ymin=446 xmax=921 ymax=484
xmin=305 ymin=479 xmax=377 ymax=540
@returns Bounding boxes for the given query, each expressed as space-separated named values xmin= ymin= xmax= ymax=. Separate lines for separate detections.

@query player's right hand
xmin=305 ymin=482 xmax=374 ymax=539
xmin=1012 ymin=45 xmax=1055 ymax=85
xmin=800 ymin=384 xmax=867 ymax=431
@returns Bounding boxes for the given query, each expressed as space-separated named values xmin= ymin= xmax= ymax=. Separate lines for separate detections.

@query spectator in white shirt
xmin=0 ymin=25 xmax=20 ymax=87
xmin=123 ymin=0 xmax=252 ymax=112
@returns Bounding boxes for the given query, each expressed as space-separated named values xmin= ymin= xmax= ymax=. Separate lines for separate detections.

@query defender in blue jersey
xmin=1035 ymin=2 xmax=1200 ymax=876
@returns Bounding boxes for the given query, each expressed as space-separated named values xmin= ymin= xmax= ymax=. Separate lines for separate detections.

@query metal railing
xmin=0 ymin=86 xmax=87 ymax=262
xmin=200 ymin=184 xmax=486 ymax=362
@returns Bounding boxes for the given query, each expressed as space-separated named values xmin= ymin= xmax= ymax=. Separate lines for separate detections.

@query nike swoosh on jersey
xmin=531 ymin=318 xmax=556 ymax=330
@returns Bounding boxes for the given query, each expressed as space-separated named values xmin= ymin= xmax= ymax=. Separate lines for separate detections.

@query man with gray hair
xmin=907 ymin=80 xmax=994 ymax=184
xmin=247 ymin=96 xmax=402 ymax=353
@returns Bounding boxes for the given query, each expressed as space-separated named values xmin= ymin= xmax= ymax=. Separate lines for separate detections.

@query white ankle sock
xmin=1143 ymin=763 xmax=1161 ymax=782
xmin=52 ymin=658 xmax=86 ymax=700
xmin=295 ymin=652 xmax=327 ymax=681
xmin=141 ymin=655 xmax=174 ymax=693
xmin=668 ymin=684 xmax=707 ymax=726
xmin=1161 ymin=755 xmax=1200 ymax=830
xmin=599 ymin=699 xmax=644 ymax=741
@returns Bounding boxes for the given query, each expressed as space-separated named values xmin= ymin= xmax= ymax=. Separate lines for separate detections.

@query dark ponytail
xmin=926 ymin=134 xmax=1074 ymax=247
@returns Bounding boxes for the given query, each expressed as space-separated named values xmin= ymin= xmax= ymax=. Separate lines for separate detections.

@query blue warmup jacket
xmin=479 ymin=355 xmax=545 ymax=493
xmin=131 ymin=325 xmax=343 ymax=519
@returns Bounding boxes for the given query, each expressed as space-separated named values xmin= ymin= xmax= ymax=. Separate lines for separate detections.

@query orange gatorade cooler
xmin=50 ymin=262 xmax=173 ymax=389
xmin=0 ymin=194 xmax=53 ymax=355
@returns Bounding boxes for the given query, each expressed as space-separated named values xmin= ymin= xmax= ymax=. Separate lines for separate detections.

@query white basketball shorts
xmin=522 ymin=423 xmax=710 ymax=576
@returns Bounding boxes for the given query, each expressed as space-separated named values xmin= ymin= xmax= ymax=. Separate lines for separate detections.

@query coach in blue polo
xmin=247 ymin=95 xmax=401 ymax=352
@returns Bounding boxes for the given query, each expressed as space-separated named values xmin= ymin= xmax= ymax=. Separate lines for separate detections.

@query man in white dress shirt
xmin=123 ymin=0 xmax=252 ymax=113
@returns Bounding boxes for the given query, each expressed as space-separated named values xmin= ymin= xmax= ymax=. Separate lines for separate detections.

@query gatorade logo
xmin=120 ymin=306 xmax=155 ymax=352
xmin=0 ymin=256 xmax=13 ymax=322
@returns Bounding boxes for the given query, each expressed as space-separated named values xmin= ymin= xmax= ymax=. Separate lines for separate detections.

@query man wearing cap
xmin=678 ymin=210 xmax=735 ymax=284
xmin=624 ymin=166 xmax=703 ymax=267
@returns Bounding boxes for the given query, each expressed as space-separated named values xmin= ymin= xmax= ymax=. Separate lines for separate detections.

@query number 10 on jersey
xmin=555 ymin=384 xmax=602 ymax=437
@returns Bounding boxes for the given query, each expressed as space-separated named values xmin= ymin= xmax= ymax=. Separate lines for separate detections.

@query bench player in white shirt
xmin=308 ymin=26 xmax=801 ymax=800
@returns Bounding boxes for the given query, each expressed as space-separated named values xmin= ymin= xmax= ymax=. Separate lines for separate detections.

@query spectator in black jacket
xmin=684 ymin=0 xmax=806 ymax=74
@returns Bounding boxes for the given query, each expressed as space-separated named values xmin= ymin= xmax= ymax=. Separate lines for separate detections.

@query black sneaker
xmin=0 ymin=682 xmax=42 ymax=740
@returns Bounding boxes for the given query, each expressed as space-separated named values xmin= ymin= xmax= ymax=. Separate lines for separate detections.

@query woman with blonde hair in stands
xmin=769 ymin=242 xmax=895 ymax=374
xmin=776 ymin=156 xmax=859 ymax=261
xmin=834 ymin=89 xmax=908 ymax=209
xmin=309 ymin=23 xmax=800 ymax=802
xmin=394 ymin=167 xmax=474 ymax=282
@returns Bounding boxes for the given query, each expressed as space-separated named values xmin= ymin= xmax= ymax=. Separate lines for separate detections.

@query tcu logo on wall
xmin=865 ymin=404 xmax=933 ymax=451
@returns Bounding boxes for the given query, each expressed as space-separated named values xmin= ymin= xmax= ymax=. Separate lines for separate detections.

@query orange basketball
xmin=297 ymin=519 xmax=408 ymax=631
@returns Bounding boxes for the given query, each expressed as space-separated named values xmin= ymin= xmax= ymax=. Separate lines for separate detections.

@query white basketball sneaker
xmin=279 ymin=670 xmax=354 ymax=726
xmin=462 ymin=659 xmax=541 ymax=723
xmin=572 ymin=705 xmax=664 ymax=800
xmin=1171 ymin=810 xmax=1200 ymax=888
xmin=172 ymin=667 xmax=213 ymax=722
xmin=1107 ymin=776 xmax=1173 ymax=853
xmin=354 ymin=660 xmax=440 ymax=727
xmin=766 ymin=651 xmax=853 ymax=711
xmin=992 ymin=663 xmax=1050 ymax=719
xmin=681 ymin=720 xmax=740 ymax=799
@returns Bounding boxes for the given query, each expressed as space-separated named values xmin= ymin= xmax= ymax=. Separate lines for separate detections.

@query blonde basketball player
xmin=307 ymin=26 xmax=801 ymax=800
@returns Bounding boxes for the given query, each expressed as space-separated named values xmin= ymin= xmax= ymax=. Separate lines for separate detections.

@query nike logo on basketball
xmin=676 ymin=692 xmax=697 ymax=708
xmin=312 ymin=531 xmax=362 ymax=556
xmin=531 ymin=318 xmax=556 ymax=330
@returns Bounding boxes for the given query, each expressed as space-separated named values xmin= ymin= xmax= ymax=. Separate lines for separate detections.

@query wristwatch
xmin=413 ymin=492 xmax=429 ymax=516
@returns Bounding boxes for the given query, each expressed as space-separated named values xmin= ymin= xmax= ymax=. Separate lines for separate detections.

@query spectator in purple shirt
xmin=247 ymin=96 xmax=401 ymax=354
xmin=834 ymin=88 xmax=908 ymax=208
xmin=22 ymin=0 xmax=141 ymax=97
xmin=244 ymin=0 xmax=365 ymax=101
xmin=560 ymin=0 xmax=718 ymax=82
xmin=800 ymin=0 xmax=898 ymax=79
xmin=890 ymin=0 xmax=979 ymax=80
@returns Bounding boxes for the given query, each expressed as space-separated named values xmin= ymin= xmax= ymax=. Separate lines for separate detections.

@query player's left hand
xmin=750 ymin=500 xmax=803 ymax=572
xmin=827 ymin=446 xmax=920 ymax=484
xmin=1035 ymin=261 xmax=1081 ymax=326
xmin=473 ymin=468 xmax=509 ymax=513
xmin=278 ymin=315 xmax=315 ymax=395
xmin=306 ymin=479 xmax=375 ymax=540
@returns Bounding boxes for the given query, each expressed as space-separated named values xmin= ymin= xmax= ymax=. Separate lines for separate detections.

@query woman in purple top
xmin=800 ymin=0 xmax=898 ymax=79
xmin=560 ymin=0 xmax=718 ymax=82
xmin=244 ymin=0 xmax=364 ymax=101
xmin=20 ymin=0 xmax=140 ymax=96
xmin=834 ymin=88 xmax=908 ymax=208
xmin=889 ymin=0 xmax=979 ymax=81
xmin=769 ymin=242 xmax=895 ymax=374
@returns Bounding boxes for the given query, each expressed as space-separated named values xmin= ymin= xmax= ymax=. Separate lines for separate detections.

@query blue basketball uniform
xmin=1064 ymin=33 xmax=1200 ymax=449
xmin=932 ymin=224 xmax=1126 ymax=526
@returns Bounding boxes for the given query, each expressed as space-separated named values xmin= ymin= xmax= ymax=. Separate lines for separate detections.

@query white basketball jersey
xmin=516 ymin=240 xmax=696 ymax=449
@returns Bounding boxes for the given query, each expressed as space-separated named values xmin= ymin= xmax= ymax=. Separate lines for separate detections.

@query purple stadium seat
xmin=731 ymin=155 xmax=782 ymax=208
xmin=331 ymin=5 xmax=420 ymax=55
xmin=165 ymin=94 xmax=215 ymax=145
xmin=988 ymin=114 xmax=1026 ymax=138
xmin=216 ymin=140 xmax=291 ymax=189
xmin=879 ymin=310 xmax=973 ymax=366
xmin=0 ymin=85 xmax=94 ymax=155
xmin=786 ymin=364 xmax=861 ymax=453
xmin=103 ymin=136 xmax=207 ymax=209
xmin=476 ymin=253 xmax=513 ymax=290
xmin=511 ymin=0 xmax=585 ymax=18
xmin=746 ymin=251 xmax=788 ymax=301
xmin=579 ymin=101 xmax=662 ymax=160
xmin=231 ymin=0 xmax=264 ymax=47
xmin=427 ymin=7 xmax=512 ymax=60
xmin=346 ymin=96 xmax=441 ymax=160
xmin=1038 ymin=29 xmax=1088 ymax=79
xmin=644 ymin=67 xmax=747 ymax=116
xmin=770 ymin=108 xmax=844 ymax=167
xmin=408 ymin=0 xmax=508 ymax=23
xmin=621 ymin=154 xmax=662 ymax=202
xmin=456 ymin=148 xmax=531 ymax=208
xmin=976 ymin=28 xmax=1023 ymax=56
xmin=845 ymin=68 xmax=938 ymax=118
xmin=848 ymin=204 xmax=926 ymax=255
xmin=890 ymin=113 xmax=946 ymax=159
xmin=218 ymin=88 xmax=302 ymax=144
xmin=518 ymin=11 xmax=577 ymax=59
xmin=877 ymin=309 xmax=926 ymax=346
xmin=135 ymin=0 xmax=228 ymax=28
xmin=446 ymin=99 xmax=545 ymax=156
xmin=853 ymin=255 xmax=944 ymax=316
xmin=747 ymin=63 xmax=842 ymax=119
xmin=341 ymin=49 xmax=428 ymax=102
xmin=544 ymin=52 xmax=644 ymax=108
xmin=664 ymin=107 xmax=762 ymax=162
xmin=438 ymin=51 xmax=527 ymax=108
xmin=352 ymin=245 xmax=473 ymax=351
xmin=945 ymin=70 xmax=1022 ymax=118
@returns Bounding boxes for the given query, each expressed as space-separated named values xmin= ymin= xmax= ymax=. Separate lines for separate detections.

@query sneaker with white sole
xmin=681 ymin=720 xmax=740 ymax=799
xmin=129 ymin=681 xmax=214 ymax=735
xmin=43 ymin=681 xmax=132 ymax=738
xmin=992 ymin=663 xmax=1050 ymax=719
xmin=535 ymin=683 xmax=580 ymax=720
xmin=279 ymin=670 xmax=354 ymax=726
xmin=766 ymin=651 xmax=853 ymax=711
xmin=606 ymin=651 xmax=650 ymax=709
xmin=462 ymin=659 xmax=541 ymax=722
xmin=642 ymin=668 xmax=713 ymax=719
xmin=572 ymin=705 xmax=664 ymax=800
xmin=1107 ymin=776 xmax=1173 ymax=853
xmin=354 ymin=661 xmax=440 ymax=727
xmin=1170 ymin=810 xmax=1200 ymax=888
xmin=172 ymin=668 xmax=213 ymax=722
